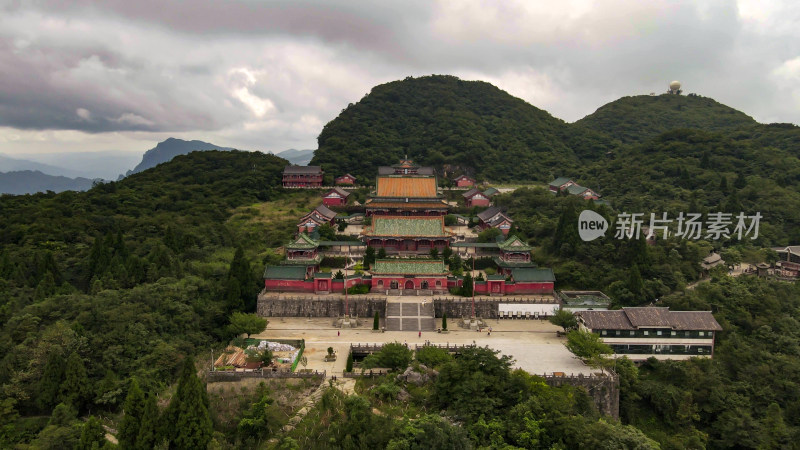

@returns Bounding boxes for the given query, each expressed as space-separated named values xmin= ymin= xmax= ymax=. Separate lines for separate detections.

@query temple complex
xmin=265 ymin=158 xmax=553 ymax=297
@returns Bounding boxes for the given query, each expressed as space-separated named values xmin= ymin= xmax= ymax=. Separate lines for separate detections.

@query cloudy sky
xmin=1 ymin=0 xmax=799 ymax=160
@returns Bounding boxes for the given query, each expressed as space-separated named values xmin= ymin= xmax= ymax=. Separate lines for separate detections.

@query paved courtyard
xmin=252 ymin=317 xmax=593 ymax=376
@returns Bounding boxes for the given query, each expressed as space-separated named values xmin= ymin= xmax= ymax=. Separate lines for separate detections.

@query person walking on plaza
xmin=418 ymin=331 xmax=421 ymax=338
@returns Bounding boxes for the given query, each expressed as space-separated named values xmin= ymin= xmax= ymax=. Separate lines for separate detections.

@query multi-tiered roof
xmin=365 ymin=159 xmax=449 ymax=216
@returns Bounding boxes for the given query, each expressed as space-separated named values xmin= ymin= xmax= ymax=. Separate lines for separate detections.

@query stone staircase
xmin=385 ymin=301 xmax=435 ymax=332
xmin=279 ymin=383 xmax=324 ymax=433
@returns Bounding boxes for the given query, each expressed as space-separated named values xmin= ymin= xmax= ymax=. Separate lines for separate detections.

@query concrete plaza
xmin=252 ymin=317 xmax=593 ymax=376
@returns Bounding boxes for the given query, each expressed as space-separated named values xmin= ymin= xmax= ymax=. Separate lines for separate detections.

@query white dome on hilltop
xmin=669 ymin=80 xmax=681 ymax=91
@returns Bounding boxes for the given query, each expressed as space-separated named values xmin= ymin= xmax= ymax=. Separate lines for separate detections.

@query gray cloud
xmin=1 ymin=0 xmax=799 ymax=156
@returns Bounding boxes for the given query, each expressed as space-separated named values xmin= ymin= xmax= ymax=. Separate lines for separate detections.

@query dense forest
xmin=574 ymin=93 xmax=757 ymax=144
xmin=2 ymin=76 xmax=800 ymax=448
xmin=0 ymin=151 xmax=306 ymax=447
xmin=311 ymin=75 xmax=616 ymax=182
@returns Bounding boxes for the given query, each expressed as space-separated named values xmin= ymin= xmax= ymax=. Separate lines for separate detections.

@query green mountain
xmin=311 ymin=75 xmax=616 ymax=183
xmin=3 ymin=77 xmax=800 ymax=448
xmin=575 ymin=93 xmax=757 ymax=144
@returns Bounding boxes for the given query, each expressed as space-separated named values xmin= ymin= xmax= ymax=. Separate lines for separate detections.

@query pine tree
xmin=0 ymin=251 xmax=11 ymax=278
xmin=37 ymin=352 xmax=65 ymax=411
xmin=734 ymin=172 xmax=747 ymax=189
xmin=224 ymin=277 xmax=243 ymax=312
xmin=345 ymin=352 xmax=354 ymax=373
xmin=86 ymin=234 xmax=110 ymax=288
xmin=34 ymin=272 xmax=56 ymax=301
xmin=135 ymin=394 xmax=159 ymax=450
xmin=118 ymin=378 xmax=146 ymax=448
xmin=719 ymin=175 xmax=728 ymax=194
xmin=700 ymin=152 xmax=710 ymax=169
xmin=442 ymin=313 xmax=448 ymax=331
xmin=552 ymin=202 xmax=580 ymax=255
xmin=627 ymin=237 xmax=650 ymax=267
xmin=76 ymin=416 xmax=106 ymax=450
xmin=461 ymin=273 xmax=473 ymax=297
xmin=39 ymin=251 xmax=63 ymax=285
xmin=442 ymin=247 xmax=452 ymax=263
xmin=164 ymin=357 xmax=212 ymax=449
xmin=227 ymin=246 xmax=255 ymax=312
xmin=364 ymin=247 xmax=375 ymax=268
xmin=115 ymin=230 xmax=130 ymax=259
xmin=373 ymin=311 xmax=380 ymax=330
xmin=164 ymin=225 xmax=179 ymax=252
xmin=59 ymin=352 xmax=90 ymax=412
xmin=627 ymin=264 xmax=644 ymax=300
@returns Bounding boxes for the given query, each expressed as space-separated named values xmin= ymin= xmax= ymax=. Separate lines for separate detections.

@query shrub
xmin=416 ymin=346 xmax=453 ymax=368
xmin=347 ymin=284 xmax=370 ymax=295
xmin=362 ymin=342 xmax=413 ymax=371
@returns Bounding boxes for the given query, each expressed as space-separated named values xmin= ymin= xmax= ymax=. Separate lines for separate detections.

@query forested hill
xmin=575 ymin=93 xmax=757 ymax=144
xmin=310 ymin=76 xmax=782 ymax=183
xmin=0 ymin=150 xmax=303 ymax=446
xmin=311 ymin=75 xmax=616 ymax=182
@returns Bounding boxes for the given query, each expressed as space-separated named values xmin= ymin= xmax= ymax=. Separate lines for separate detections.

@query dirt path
xmin=687 ymin=263 xmax=754 ymax=290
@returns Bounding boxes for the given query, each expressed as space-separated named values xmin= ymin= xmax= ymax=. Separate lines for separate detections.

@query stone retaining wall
xmin=257 ymin=295 xmax=387 ymax=318
xmin=207 ymin=370 xmax=325 ymax=383
xmin=542 ymin=373 xmax=619 ymax=419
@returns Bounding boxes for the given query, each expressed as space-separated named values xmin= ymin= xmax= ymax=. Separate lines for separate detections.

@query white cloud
xmin=76 ymin=108 xmax=92 ymax=121
xmin=0 ymin=0 xmax=798 ymax=158
xmin=113 ymin=113 xmax=156 ymax=127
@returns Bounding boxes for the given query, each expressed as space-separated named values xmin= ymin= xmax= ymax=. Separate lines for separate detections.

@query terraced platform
xmin=385 ymin=300 xmax=435 ymax=331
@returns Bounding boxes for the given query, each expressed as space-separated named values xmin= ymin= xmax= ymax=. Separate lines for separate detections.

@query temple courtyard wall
xmin=257 ymin=292 xmax=559 ymax=319
xmin=257 ymin=294 xmax=387 ymax=318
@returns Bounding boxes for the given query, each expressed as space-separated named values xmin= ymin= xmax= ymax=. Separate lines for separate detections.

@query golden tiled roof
xmin=365 ymin=201 xmax=448 ymax=209
xmin=376 ymin=177 xmax=437 ymax=198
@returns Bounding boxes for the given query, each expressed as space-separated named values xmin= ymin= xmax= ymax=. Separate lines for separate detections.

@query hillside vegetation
xmin=0 ymin=150 xmax=300 ymax=447
xmin=575 ymin=94 xmax=757 ymax=144
xmin=312 ymin=75 xmax=616 ymax=182
xmin=2 ymin=76 xmax=800 ymax=448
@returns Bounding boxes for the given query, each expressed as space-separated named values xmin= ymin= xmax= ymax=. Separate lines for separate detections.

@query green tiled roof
xmin=286 ymin=233 xmax=319 ymax=250
xmin=371 ymin=259 xmax=448 ymax=275
xmin=566 ymin=184 xmax=589 ymax=195
xmin=497 ymin=235 xmax=532 ymax=251
xmin=314 ymin=272 xmax=332 ymax=279
xmin=549 ymin=177 xmax=573 ymax=187
xmin=367 ymin=217 xmax=448 ymax=237
xmin=483 ymin=187 xmax=499 ymax=196
xmin=263 ymin=266 xmax=307 ymax=280
xmin=487 ymin=274 xmax=506 ymax=280
xmin=511 ymin=268 xmax=555 ymax=282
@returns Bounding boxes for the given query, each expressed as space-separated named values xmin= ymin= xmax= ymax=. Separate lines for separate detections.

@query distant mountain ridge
xmin=126 ymin=138 xmax=234 ymax=175
xmin=125 ymin=138 xmax=314 ymax=177
xmin=0 ymin=154 xmax=85 ymax=178
xmin=276 ymin=148 xmax=314 ymax=165
xmin=0 ymin=170 xmax=96 ymax=195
